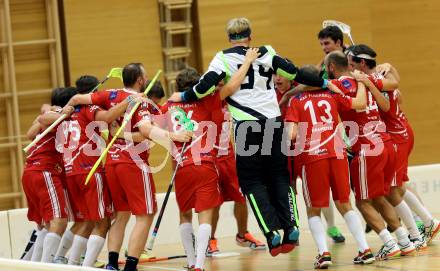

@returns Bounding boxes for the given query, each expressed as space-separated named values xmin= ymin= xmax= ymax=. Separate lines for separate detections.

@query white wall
xmin=2 ymin=164 xmax=440 ymax=261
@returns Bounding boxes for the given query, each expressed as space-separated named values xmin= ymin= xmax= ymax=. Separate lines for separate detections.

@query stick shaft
xmin=147 ymin=142 xmax=186 ymax=251
xmin=23 ymin=114 xmax=66 ymax=153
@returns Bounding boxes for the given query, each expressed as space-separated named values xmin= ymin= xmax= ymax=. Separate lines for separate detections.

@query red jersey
xmin=368 ymin=73 xmax=408 ymax=143
xmin=91 ymin=89 xmax=151 ymax=165
xmin=58 ymin=105 xmax=105 ymax=176
xmin=332 ymin=76 xmax=390 ymax=153
xmin=215 ymin=104 xmax=234 ymax=161
xmin=285 ymin=90 xmax=352 ymax=164
xmin=25 ymin=127 xmax=64 ymax=173
xmin=161 ymin=92 xmax=223 ymax=167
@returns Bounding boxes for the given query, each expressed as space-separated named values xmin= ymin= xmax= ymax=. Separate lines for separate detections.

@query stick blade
xmin=212 ymin=252 xmax=241 ymax=258
xmin=322 ymin=20 xmax=351 ymax=34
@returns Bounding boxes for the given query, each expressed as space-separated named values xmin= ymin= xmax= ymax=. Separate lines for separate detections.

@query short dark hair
xmin=318 ymin=26 xmax=343 ymax=45
xmin=349 ymin=44 xmax=377 ymax=69
xmin=147 ymin=81 xmax=165 ymax=99
xmin=51 ymin=87 xmax=78 ymax=107
xmin=325 ymin=51 xmax=349 ymax=71
xmin=122 ymin=63 xmax=144 ymax=87
xmin=176 ymin=67 xmax=200 ymax=92
xmin=300 ymin=64 xmax=320 ymax=77
xmin=75 ymin=75 xmax=99 ymax=94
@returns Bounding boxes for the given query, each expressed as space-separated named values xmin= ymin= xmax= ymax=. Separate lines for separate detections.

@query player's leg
xmin=323 ymin=200 xmax=345 ymax=243
xmin=54 ymin=223 xmax=80 ymax=263
xmin=31 ymin=225 xmax=48 ymax=262
xmin=82 ymin=173 xmax=112 ymax=267
xmin=195 ymin=209 xmax=213 ymax=271
xmin=179 ymin=210 xmax=196 ymax=269
xmin=263 ymin=119 xmax=298 ymax=253
xmin=122 ymin=163 xmax=157 ymax=271
xmin=207 ymin=206 xmax=220 ymax=256
xmin=67 ymin=222 xmax=93 ymax=265
xmin=40 ymin=171 xmax=68 ymax=263
xmin=351 ymin=152 xmax=401 ymax=260
xmin=301 ymin=160 xmax=331 ymax=269
xmin=329 ymin=158 xmax=373 ymax=264
xmin=105 ymin=164 xmax=131 ymax=270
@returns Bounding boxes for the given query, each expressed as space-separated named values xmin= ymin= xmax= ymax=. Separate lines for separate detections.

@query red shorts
xmin=105 ymin=163 xmax=157 ymax=215
xmin=402 ymin=124 xmax=414 ymax=182
xmin=216 ymin=157 xmax=246 ymax=204
xmin=65 ymin=173 xmax=113 ymax=221
xmin=175 ymin=162 xmax=222 ymax=213
xmin=300 ymin=158 xmax=350 ymax=208
xmin=351 ymin=140 xmax=396 ymax=200
xmin=22 ymin=170 xmax=69 ymax=224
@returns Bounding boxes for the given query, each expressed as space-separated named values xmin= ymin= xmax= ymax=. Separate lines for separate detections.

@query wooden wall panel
xmin=197 ymin=0 xmax=440 ymax=165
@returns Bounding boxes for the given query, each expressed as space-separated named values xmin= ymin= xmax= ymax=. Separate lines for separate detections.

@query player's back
xmin=332 ymin=76 xmax=390 ymax=152
xmin=162 ymin=92 xmax=223 ymax=167
xmin=219 ymin=45 xmax=280 ymax=120
xmin=26 ymin=128 xmax=63 ymax=172
xmin=286 ymin=90 xmax=349 ymax=164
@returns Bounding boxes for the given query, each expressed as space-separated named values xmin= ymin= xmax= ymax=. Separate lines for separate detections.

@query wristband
xmin=180 ymin=92 xmax=187 ymax=102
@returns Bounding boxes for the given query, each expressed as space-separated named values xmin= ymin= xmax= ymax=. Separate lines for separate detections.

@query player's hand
xmin=40 ymin=104 xmax=52 ymax=114
xmin=376 ymin=63 xmax=392 ymax=76
xmin=62 ymin=105 xmax=75 ymax=116
xmin=109 ymin=121 xmax=120 ymax=137
xmin=168 ymin=92 xmax=182 ymax=102
xmin=351 ymin=70 xmax=369 ymax=83
xmin=169 ymin=131 xmax=193 ymax=142
xmin=327 ymin=81 xmax=343 ymax=94
xmin=244 ymin=47 xmax=260 ymax=64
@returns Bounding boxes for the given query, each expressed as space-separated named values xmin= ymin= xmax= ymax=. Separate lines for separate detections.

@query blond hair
xmin=226 ymin=17 xmax=251 ymax=36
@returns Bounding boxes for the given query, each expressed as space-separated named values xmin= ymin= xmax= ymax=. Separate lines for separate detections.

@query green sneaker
xmin=416 ymin=220 xmax=425 ymax=235
xmin=327 ymin=226 xmax=345 ymax=243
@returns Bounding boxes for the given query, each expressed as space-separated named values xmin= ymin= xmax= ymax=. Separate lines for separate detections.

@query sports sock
xmin=343 ymin=210 xmax=369 ymax=251
xmin=379 ymin=229 xmax=396 ymax=246
xmin=123 ymin=256 xmax=139 ymax=271
xmin=308 ymin=216 xmax=328 ymax=255
xmin=108 ymin=251 xmax=119 ymax=269
xmin=31 ymin=228 xmax=47 ymax=262
xmin=41 ymin=232 xmax=61 ymax=263
xmin=196 ymin=224 xmax=211 ymax=269
xmin=179 ymin=223 xmax=196 ymax=267
xmin=82 ymin=235 xmax=105 ymax=267
xmin=55 ymin=229 xmax=74 ymax=259
xmin=394 ymin=226 xmax=411 ymax=245
xmin=403 ymin=190 xmax=433 ymax=227
xmin=394 ymin=201 xmax=421 ymax=239
xmin=67 ymin=235 xmax=88 ymax=265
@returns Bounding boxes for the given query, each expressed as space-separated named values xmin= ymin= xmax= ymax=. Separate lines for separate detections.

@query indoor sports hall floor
xmin=103 ymin=218 xmax=440 ymax=271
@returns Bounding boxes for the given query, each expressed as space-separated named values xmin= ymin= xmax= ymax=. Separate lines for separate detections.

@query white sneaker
xmin=411 ymin=236 xmax=427 ymax=251
xmin=425 ymin=219 xmax=440 ymax=244
xmin=53 ymin=256 xmax=68 ymax=264
xmin=376 ymin=241 xmax=401 ymax=260
xmin=398 ymin=241 xmax=416 ymax=256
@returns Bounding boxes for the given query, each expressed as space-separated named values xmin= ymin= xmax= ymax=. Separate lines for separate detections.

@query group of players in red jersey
xmin=20 ymin=18 xmax=440 ymax=271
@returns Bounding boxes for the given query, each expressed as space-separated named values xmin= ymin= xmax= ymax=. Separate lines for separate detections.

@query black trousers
xmin=234 ymin=117 xmax=299 ymax=234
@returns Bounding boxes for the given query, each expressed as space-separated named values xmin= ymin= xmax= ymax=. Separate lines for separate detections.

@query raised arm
xmin=220 ymin=48 xmax=260 ymax=100
xmin=26 ymin=118 xmax=42 ymax=140
xmin=350 ymin=82 xmax=367 ymax=110
xmin=352 ymin=71 xmax=390 ymax=111
xmin=95 ymin=95 xmax=143 ymax=123
xmin=66 ymin=94 xmax=93 ymax=107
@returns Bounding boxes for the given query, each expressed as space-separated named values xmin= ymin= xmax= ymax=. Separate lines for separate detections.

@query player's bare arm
xmin=95 ymin=95 xmax=145 ymax=124
xmin=26 ymin=118 xmax=42 ymax=140
xmin=287 ymin=122 xmax=299 ymax=140
xmin=109 ymin=121 xmax=146 ymax=143
xmin=220 ymin=47 xmax=260 ymax=100
xmin=350 ymin=81 xmax=368 ymax=110
xmin=138 ymin=119 xmax=192 ymax=143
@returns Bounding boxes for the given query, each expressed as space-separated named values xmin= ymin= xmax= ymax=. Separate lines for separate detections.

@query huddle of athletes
xmin=20 ymin=17 xmax=439 ymax=271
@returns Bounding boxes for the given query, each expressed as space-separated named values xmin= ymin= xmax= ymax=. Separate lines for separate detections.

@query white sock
xmin=403 ymin=190 xmax=433 ymax=227
xmin=31 ymin=228 xmax=47 ymax=262
xmin=82 ymin=235 xmax=105 ymax=267
xmin=68 ymin=235 xmax=88 ymax=265
xmin=343 ymin=210 xmax=370 ymax=251
xmin=394 ymin=226 xmax=411 ymax=245
xmin=322 ymin=200 xmax=336 ymax=228
xmin=41 ymin=232 xmax=61 ymax=263
xmin=195 ymin=224 xmax=211 ymax=269
xmin=379 ymin=229 xmax=396 ymax=246
xmin=308 ymin=216 xmax=329 ymax=255
xmin=394 ymin=201 xmax=421 ymax=239
xmin=22 ymin=244 xmax=34 ymax=261
xmin=180 ymin=223 xmax=196 ymax=268
xmin=55 ymin=229 xmax=74 ymax=258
